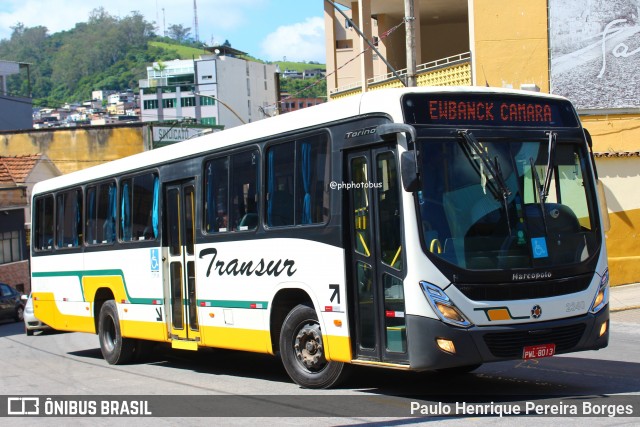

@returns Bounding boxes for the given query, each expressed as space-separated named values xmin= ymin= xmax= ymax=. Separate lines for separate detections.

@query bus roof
xmin=32 ymin=86 xmax=571 ymax=195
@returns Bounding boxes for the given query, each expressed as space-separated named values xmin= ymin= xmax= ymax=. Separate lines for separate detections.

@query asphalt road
xmin=0 ymin=309 xmax=638 ymax=425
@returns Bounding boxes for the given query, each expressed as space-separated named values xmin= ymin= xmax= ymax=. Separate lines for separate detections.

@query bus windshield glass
xmin=417 ymin=135 xmax=599 ymax=270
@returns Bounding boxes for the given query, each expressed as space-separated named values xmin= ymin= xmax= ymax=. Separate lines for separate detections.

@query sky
xmin=0 ymin=0 xmax=328 ymax=63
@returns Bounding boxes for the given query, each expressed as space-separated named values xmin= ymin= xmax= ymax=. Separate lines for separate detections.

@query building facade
xmin=0 ymin=60 xmax=33 ymax=131
xmin=0 ymin=154 xmax=60 ymax=293
xmin=139 ymin=51 xmax=278 ymax=129
xmin=323 ymin=0 xmax=640 ymax=285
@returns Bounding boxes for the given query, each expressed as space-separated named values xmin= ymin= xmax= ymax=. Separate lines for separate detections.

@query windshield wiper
xmin=457 ymin=130 xmax=511 ymax=200
xmin=530 ymin=157 xmax=549 ymax=236
xmin=458 ymin=130 xmax=513 ymax=234
xmin=542 ymin=131 xmax=557 ymax=202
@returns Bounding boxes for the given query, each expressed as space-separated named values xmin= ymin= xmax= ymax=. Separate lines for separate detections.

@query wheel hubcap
xmin=294 ymin=322 xmax=326 ymax=372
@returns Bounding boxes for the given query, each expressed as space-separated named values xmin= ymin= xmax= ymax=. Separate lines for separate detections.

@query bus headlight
xmin=589 ymin=268 xmax=609 ymax=314
xmin=420 ymin=281 xmax=472 ymax=328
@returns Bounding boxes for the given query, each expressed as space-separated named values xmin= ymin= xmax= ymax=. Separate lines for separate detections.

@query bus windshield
xmin=417 ymin=134 xmax=599 ymax=270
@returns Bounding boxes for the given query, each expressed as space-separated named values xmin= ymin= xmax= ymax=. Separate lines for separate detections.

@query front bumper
xmin=406 ymin=305 xmax=609 ymax=370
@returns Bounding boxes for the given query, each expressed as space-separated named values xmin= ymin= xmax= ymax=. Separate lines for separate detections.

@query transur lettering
xmin=199 ymin=247 xmax=297 ymax=278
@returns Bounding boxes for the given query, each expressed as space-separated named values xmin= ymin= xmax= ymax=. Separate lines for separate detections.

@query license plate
xmin=523 ymin=343 xmax=556 ymax=360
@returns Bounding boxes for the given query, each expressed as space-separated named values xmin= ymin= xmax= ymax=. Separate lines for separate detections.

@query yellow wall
xmin=0 ymin=125 xmax=145 ymax=175
xmin=581 ymin=115 xmax=640 ymax=286
xmin=471 ymin=0 xmax=549 ymax=92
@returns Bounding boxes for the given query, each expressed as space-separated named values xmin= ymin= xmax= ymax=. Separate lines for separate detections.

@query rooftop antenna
xmin=193 ymin=0 xmax=200 ymax=42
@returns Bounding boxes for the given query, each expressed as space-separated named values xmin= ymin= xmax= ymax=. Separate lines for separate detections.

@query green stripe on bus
xmin=32 ymin=270 xmax=163 ymax=305
xmin=196 ymin=300 xmax=269 ymax=309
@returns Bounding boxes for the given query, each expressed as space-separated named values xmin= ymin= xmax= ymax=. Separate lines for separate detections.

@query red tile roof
xmin=0 ymin=154 xmax=43 ymax=185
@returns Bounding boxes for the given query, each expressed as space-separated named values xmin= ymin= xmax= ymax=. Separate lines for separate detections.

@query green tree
xmin=167 ymin=24 xmax=191 ymax=43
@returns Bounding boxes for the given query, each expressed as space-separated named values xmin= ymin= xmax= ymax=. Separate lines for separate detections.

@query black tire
xmin=279 ymin=304 xmax=349 ymax=389
xmin=14 ymin=305 xmax=24 ymax=322
xmin=98 ymin=300 xmax=135 ymax=365
xmin=25 ymin=325 xmax=34 ymax=336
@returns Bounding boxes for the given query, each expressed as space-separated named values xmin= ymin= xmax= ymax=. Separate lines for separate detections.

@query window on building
xmin=204 ymin=149 xmax=259 ymax=233
xmin=200 ymin=96 xmax=216 ymax=106
xmin=143 ymin=100 xmax=158 ymax=110
xmin=162 ymin=98 xmax=176 ymax=109
xmin=201 ymin=117 xmax=217 ymax=125
xmin=120 ymin=173 xmax=159 ymax=242
xmin=266 ymin=134 xmax=330 ymax=227
xmin=85 ymin=181 xmax=117 ymax=245
xmin=0 ymin=231 xmax=22 ymax=264
xmin=181 ymin=97 xmax=196 ymax=107
xmin=55 ymin=189 xmax=82 ymax=248
xmin=336 ymin=39 xmax=353 ymax=50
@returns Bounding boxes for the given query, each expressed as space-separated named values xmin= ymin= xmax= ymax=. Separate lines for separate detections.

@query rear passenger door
xmin=165 ymin=179 xmax=200 ymax=346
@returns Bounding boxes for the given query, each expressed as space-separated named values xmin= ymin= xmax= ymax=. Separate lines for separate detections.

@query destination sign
xmin=402 ymin=93 xmax=579 ymax=128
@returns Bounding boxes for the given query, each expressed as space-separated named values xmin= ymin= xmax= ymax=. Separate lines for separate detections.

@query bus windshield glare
xmin=417 ymin=135 xmax=598 ymax=270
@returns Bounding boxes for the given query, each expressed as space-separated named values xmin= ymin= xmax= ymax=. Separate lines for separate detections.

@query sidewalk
xmin=610 ymin=282 xmax=640 ymax=312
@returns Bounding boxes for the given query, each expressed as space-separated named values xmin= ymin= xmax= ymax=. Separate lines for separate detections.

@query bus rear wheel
xmin=279 ymin=304 xmax=349 ymax=389
xmin=98 ymin=300 xmax=135 ymax=365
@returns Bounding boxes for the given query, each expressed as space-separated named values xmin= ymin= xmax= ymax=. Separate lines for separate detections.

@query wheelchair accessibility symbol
xmin=150 ymin=248 xmax=160 ymax=272
xmin=531 ymin=237 xmax=548 ymax=259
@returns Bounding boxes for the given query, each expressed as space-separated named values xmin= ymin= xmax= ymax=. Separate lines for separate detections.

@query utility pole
xmin=404 ymin=0 xmax=417 ymax=87
xmin=162 ymin=8 xmax=166 ymax=37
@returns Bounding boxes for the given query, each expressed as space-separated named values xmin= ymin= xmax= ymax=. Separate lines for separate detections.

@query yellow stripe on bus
xmin=120 ymin=320 xmax=169 ymax=342
xmin=200 ymin=325 xmax=272 ymax=354
xmin=82 ymin=275 xmax=128 ymax=302
xmin=324 ymin=335 xmax=352 ymax=362
xmin=32 ymin=292 xmax=95 ymax=333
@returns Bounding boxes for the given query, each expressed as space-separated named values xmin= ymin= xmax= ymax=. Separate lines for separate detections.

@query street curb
xmin=610 ymin=305 xmax=640 ymax=313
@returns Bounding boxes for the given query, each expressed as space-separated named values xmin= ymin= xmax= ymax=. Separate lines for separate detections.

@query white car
xmin=22 ymin=294 xmax=51 ymax=336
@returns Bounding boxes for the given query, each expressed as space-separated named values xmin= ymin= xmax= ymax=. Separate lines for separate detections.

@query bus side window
xmin=34 ymin=195 xmax=54 ymax=250
xmin=120 ymin=179 xmax=132 ymax=241
xmin=55 ymin=189 xmax=82 ymax=248
xmin=94 ymin=181 xmax=117 ymax=244
xmin=296 ymin=135 xmax=329 ymax=225
xmin=231 ymin=150 xmax=259 ymax=231
xmin=134 ymin=173 xmax=158 ymax=241
xmin=266 ymin=142 xmax=295 ymax=227
xmin=265 ymin=134 xmax=330 ymax=228
xmin=204 ymin=157 xmax=230 ymax=233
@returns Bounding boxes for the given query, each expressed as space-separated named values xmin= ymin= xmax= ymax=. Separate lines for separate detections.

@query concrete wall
xmin=0 ymin=124 xmax=147 ymax=175
xmin=581 ymin=115 xmax=640 ymax=286
xmin=470 ymin=0 xmax=549 ymax=92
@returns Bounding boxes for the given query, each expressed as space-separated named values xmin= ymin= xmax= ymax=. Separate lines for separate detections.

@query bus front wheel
xmin=98 ymin=300 xmax=135 ymax=365
xmin=279 ymin=304 xmax=349 ymax=389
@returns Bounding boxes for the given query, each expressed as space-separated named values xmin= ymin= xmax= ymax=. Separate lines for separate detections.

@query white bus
xmin=30 ymin=87 xmax=610 ymax=388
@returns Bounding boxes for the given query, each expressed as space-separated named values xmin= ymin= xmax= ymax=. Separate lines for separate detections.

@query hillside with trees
xmin=0 ymin=8 xmax=326 ymax=108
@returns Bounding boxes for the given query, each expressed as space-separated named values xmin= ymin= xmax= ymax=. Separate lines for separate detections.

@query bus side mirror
xmin=401 ymin=151 xmax=419 ymax=192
